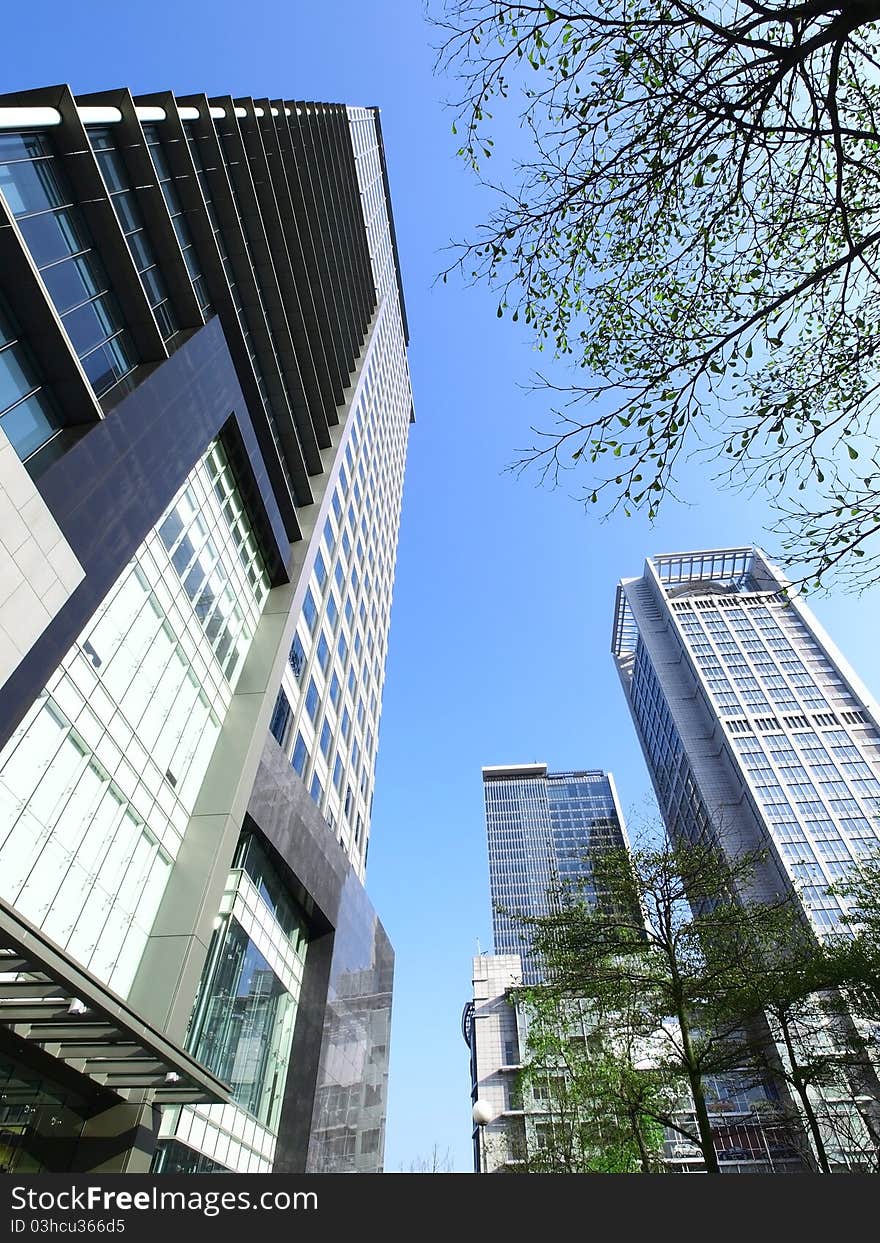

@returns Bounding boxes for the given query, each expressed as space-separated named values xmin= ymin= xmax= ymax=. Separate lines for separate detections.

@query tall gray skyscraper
xmin=466 ymin=764 xmax=628 ymax=1171
xmin=612 ymin=546 xmax=880 ymax=933
xmin=483 ymin=763 xmax=628 ymax=984
xmin=0 ymin=87 xmax=410 ymax=1173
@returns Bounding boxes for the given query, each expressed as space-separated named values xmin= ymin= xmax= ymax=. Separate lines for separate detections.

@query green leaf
xmin=848 ymin=444 xmax=859 ymax=460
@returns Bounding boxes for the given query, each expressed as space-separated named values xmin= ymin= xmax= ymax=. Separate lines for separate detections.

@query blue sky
xmin=7 ymin=0 xmax=880 ymax=1173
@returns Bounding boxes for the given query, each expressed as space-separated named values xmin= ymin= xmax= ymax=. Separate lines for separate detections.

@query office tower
xmin=612 ymin=547 xmax=880 ymax=933
xmin=0 ymin=86 xmax=410 ymax=1174
xmin=466 ymin=764 xmax=628 ymax=1170
xmin=483 ymin=764 xmax=627 ymax=985
xmin=469 ymin=757 xmax=808 ymax=1172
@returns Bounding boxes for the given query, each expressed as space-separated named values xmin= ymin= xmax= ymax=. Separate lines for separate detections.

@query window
xmin=302 ymin=588 xmax=318 ymax=634
xmin=320 ymin=720 xmax=332 ymax=759
xmin=314 ymin=551 xmax=327 ymax=589
xmin=342 ymin=709 xmax=351 ymax=742
xmin=325 ymin=593 xmax=339 ymax=632
xmin=89 ymin=128 xmax=177 ymax=341
xmin=289 ymin=632 xmax=306 ymax=682
xmin=328 ymin=673 xmax=342 ymax=709
xmin=333 ymin=755 xmax=344 ymax=791
xmin=0 ymin=132 xmax=138 ymax=396
xmin=305 ymin=678 xmax=320 ymax=723
xmin=291 ymin=732 xmax=308 ymax=778
xmin=0 ymin=301 xmax=59 ymax=460
xmin=309 ymin=772 xmax=323 ymax=806
xmin=316 ymin=633 xmax=331 ymax=675
xmin=269 ymin=689 xmax=291 ymax=746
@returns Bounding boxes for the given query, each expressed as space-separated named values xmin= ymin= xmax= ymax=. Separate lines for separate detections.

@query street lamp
xmin=472 ymin=1099 xmax=493 ymax=1173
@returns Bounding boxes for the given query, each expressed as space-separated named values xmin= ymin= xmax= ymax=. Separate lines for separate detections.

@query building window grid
xmin=140 ymin=124 xmax=212 ymax=318
xmin=0 ymin=298 xmax=60 ymax=460
xmin=0 ymin=130 xmax=138 ymax=398
xmin=0 ymin=436 xmax=268 ymax=996
xmin=277 ymin=323 xmax=409 ymax=864
xmin=86 ymin=127 xmax=179 ymax=343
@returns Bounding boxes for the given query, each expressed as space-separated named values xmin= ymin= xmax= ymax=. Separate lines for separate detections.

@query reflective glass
xmin=0 ymin=342 xmax=37 ymax=411
xmin=17 ymin=208 xmax=85 ymax=268
xmin=39 ymin=253 xmax=102 ymax=314
xmin=61 ymin=297 xmax=117 ymax=357
xmin=0 ymin=155 xmax=65 ymax=216
xmin=0 ymin=391 xmax=57 ymax=459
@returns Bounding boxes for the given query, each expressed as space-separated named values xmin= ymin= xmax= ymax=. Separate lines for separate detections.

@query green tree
xmin=526 ymin=836 xmax=794 ymax=1173
xmin=512 ymin=988 xmax=667 ymax=1171
xmin=715 ymin=894 xmax=880 ymax=1171
xmin=434 ymin=2 xmax=880 ymax=586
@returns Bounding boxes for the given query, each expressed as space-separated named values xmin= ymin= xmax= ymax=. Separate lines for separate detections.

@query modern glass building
xmin=466 ymin=764 xmax=628 ymax=1170
xmin=612 ymin=547 xmax=880 ymax=933
xmin=0 ymin=86 xmax=409 ymax=1174
xmin=483 ymin=763 xmax=627 ymax=985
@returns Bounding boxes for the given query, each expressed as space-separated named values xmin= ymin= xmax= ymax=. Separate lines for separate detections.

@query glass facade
xmin=0 ymin=297 xmax=60 ymax=460
xmin=614 ymin=547 xmax=880 ymax=935
xmin=155 ymin=835 xmax=309 ymax=1173
xmin=88 ymin=126 xmax=179 ymax=342
xmin=484 ymin=766 xmax=627 ymax=985
xmin=0 ymin=132 xmax=137 ymax=398
xmin=141 ymin=125 xmax=212 ymax=320
xmin=0 ymin=438 xmax=269 ymax=994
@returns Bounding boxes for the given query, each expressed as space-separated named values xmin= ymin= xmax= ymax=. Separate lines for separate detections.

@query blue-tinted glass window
xmin=333 ymin=755 xmax=344 ymax=791
xmin=316 ymin=633 xmax=331 ymax=675
xmin=325 ymin=593 xmax=339 ymax=632
xmin=310 ymin=772 xmax=323 ymax=805
xmin=0 ymin=132 xmax=137 ymax=397
xmin=320 ymin=721 xmax=332 ymax=759
xmin=314 ymin=551 xmax=327 ymax=589
xmin=269 ymin=689 xmax=291 ymax=746
xmin=329 ymin=673 xmax=342 ymax=709
xmin=342 ymin=709 xmax=351 ymax=742
xmin=0 ymin=302 xmax=59 ymax=461
xmin=302 ymin=588 xmax=318 ymax=634
xmin=305 ymin=678 xmax=320 ymax=722
xmin=289 ymin=632 xmax=306 ymax=682
xmin=291 ymin=733 xmax=308 ymax=777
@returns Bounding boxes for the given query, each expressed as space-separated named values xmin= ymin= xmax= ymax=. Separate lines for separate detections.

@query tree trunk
xmin=673 ymin=984 xmax=719 ymax=1173
xmin=777 ymin=1010 xmax=831 ymax=1174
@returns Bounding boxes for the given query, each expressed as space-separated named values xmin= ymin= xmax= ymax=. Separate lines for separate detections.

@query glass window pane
xmin=94 ymin=145 xmax=128 ymax=194
xmin=79 ymin=339 xmax=120 ymax=396
xmin=0 ymin=391 xmax=57 ymax=460
xmin=112 ymin=189 xmax=141 ymax=234
xmin=39 ymin=253 xmax=102 ymax=314
xmin=62 ymin=297 xmax=117 ymax=357
xmin=0 ymin=342 xmax=38 ymax=412
xmin=0 ymin=155 xmax=66 ymax=216
xmin=18 ymin=207 xmax=86 ymax=268
xmin=127 ymin=230 xmax=154 ymax=272
xmin=0 ymin=132 xmax=49 ymax=164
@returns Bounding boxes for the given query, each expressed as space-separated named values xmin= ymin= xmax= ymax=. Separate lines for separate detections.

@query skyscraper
xmin=466 ymin=764 xmax=628 ymax=1170
xmin=483 ymin=764 xmax=627 ymax=984
xmin=0 ymin=86 xmax=410 ymax=1174
xmin=612 ymin=547 xmax=880 ymax=933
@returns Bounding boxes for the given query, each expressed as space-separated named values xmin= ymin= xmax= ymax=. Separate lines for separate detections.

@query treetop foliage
xmin=435 ymin=1 xmax=880 ymax=586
